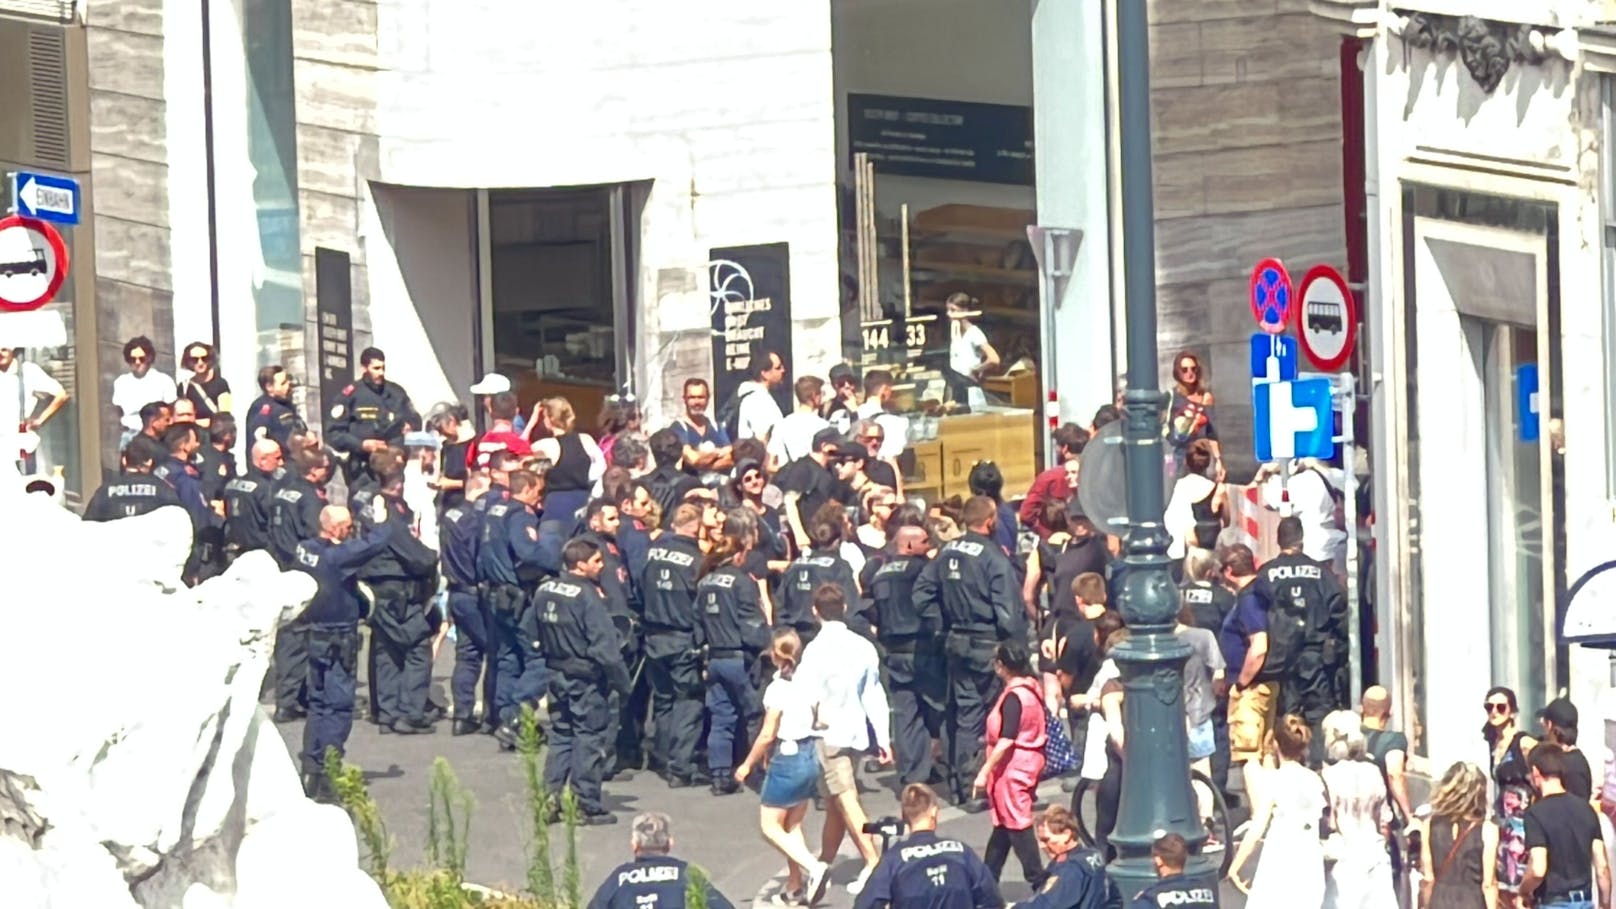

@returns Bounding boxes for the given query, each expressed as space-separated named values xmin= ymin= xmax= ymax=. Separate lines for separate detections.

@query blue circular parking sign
xmin=1249 ymin=258 xmax=1293 ymax=335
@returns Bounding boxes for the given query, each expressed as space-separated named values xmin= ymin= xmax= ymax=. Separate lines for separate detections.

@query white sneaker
xmin=805 ymin=862 xmax=831 ymax=906
xmin=845 ymin=865 xmax=874 ymax=898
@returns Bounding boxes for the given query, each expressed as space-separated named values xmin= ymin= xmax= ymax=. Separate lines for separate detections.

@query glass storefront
xmin=242 ymin=0 xmax=304 ymax=365
xmin=831 ymin=0 xmax=1044 ymax=503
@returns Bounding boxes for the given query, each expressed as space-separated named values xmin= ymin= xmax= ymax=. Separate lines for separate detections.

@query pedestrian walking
xmin=974 ymin=642 xmax=1046 ymax=889
xmin=794 ymin=582 xmax=892 ymax=896
xmin=1520 ymin=745 xmax=1610 ymax=909
xmin=736 ymin=628 xmax=832 ymax=906
xmin=1319 ymin=710 xmax=1396 ymax=909
xmin=1419 ymin=761 xmax=1498 ymax=909
xmin=1485 ymin=686 xmax=1538 ymax=904
xmin=1226 ymin=714 xmax=1326 ymax=909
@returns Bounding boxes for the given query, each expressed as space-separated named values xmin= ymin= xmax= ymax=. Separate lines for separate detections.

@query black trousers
xmin=943 ymin=634 xmax=1000 ymax=802
xmin=644 ymin=632 xmax=704 ymax=780
xmin=543 ymin=675 xmax=611 ymax=815
xmin=886 ymin=650 xmax=947 ymax=786
xmin=984 ymin=827 xmax=1045 ymax=888
xmin=273 ymin=617 xmax=309 ymax=712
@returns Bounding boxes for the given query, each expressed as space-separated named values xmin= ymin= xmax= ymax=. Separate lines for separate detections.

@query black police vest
xmin=888 ymin=835 xmax=982 ymax=907
xmin=1133 ymin=875 xmax=1216 ymax=908
xmin=642 ymin=538 xmax=701 ymax=632
xmin=1258 ymin=552 xmax=1331 ymax=678
xmin=778 ymin=552 xmax=853 ymax=630
xmin=871 ymin=555 xmax=927 ymax=641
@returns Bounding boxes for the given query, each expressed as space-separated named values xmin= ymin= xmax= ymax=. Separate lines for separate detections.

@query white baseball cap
xmin=469 ymin=373 xmax=511 ymax=395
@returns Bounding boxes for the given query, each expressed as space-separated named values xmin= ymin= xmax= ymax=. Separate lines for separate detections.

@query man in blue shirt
xmin=587 ymin=812 xmax=734 ymax=909
xmin=855 ymin=784 xmax=1001 ymax=909
xmin=292 ymin=501 xmax=399 ymax=802
xmin=670 ymin=377 xmax=733 ymax=475
xmin=1216 ymin=544 xmax=1274 ymax=795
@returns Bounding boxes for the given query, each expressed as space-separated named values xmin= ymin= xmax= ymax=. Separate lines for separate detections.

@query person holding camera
xmin=853 ymin=784 xmax=1002 ymax=909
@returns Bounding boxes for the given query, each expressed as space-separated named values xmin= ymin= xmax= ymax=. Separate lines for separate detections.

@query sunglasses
xmin=1177 ymin=363 xmax=1199 ymax=374
xmin=742 ymin=473 xmax=764 ymax=483
xmin=127 ymin=354 xmax=149 ymax=364
xmin=859 ymin=434 xmax=883 ymax=443
xmin=188 ymin=353 xmax=210 ymax=363
xmin=1485 ymin=702 xmax=1511 ymax=714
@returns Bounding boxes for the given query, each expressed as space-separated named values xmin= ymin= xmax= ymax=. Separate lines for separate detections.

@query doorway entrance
xmin=1401 ymin=189 xmax=1564 ymax=766
xmin=482 ymin=185 xmax=642 ymax=432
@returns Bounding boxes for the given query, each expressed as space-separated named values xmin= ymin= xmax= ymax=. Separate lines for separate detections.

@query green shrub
xmin=324 ymin=706 xmax=586 ymax=909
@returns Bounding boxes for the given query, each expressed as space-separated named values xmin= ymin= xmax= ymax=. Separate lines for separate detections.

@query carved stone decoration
xmin=1393 ymin=9 xmax=1560 ymax=95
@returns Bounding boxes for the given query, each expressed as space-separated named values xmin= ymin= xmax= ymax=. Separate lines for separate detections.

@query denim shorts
xmin=1187 ymin=718 xmax=1215 ymax=761
xmin=761 ymin=740 xmax=820 ymax=808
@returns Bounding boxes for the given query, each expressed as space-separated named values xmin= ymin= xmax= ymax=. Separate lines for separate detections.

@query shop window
xmin=242 ymin=0 xmax=304 ymax=361
xmin=831 ymin=0 xmax=1042 ymax=504
xmin=487 ymin=187 xmax=626 ymax=432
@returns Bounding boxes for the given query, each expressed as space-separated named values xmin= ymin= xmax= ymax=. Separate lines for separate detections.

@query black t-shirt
xmin=775 ymin=456 xmax=838 ymax=526
xmin=1562 ymin=748 xmax=1595 ymax=801
xmin=1053 ymin=613 xmax=1100 ymax=694
xmin=438 ymin=440 xmax=469 ymax=511
xmin=180 ymin=373 xmax=231 ymax=419
xmin=1523 ymin=791 xmax=1603 ymax=896
xmin=864 ymin=459 xmax=898 ymax=491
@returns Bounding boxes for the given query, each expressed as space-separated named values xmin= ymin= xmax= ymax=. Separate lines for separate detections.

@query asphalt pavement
xmin=267 ymin=643 xmax=1263 ymax=906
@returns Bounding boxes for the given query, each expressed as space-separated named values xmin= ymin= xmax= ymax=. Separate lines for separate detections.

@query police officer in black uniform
xmin=326 ymin=347 xmax=420 ymax=485
xmin=1129 ymin=834 xmax=1214 ymax=909
xmin=1178 ymin=547 xmax=1237 ymax=793
xmin=535 ymin=538 xmax=633 ymax=824
xmin=1252 ymin=515 xmax=1349 ymax=753
xmin=853 ymin=784 xmax=1001 ymax=909
xmin=291 ymin=501 xmax=400 ymax=802
xmin=586 ymin=811 xmax=736 ymax=909
xmin=268 ymin=448 xmax=332 ymax=722
xmin=698 ymin=515 xmax=772 ymax=795
xmin=608 ymin=478 xmax=655 ymax=771
xmin=441 ymin=472 xmax=489 ymax=736
xmin=576 ymin=498 xmax=642 ymax=777
xmin=913 ymin=495 xmax=1028 ymax=806
xmin=154 ymin=422 xmax=219 ymax=584
xmin=245 ymin=364 xmax=305 ymax=457
xmin=356 ymin=470 xmax=442 ymax=734
xmin=866 ymin=525 xmax=944 ymax=787
xmin=775 ymin=506 xmax=861 ymax=645
xmin=1015 ymin=806 xmax=1119 ymax=909
xmin=222 ymin=439 xmax=285 ymax=561
xmin=198 ymin=413 xmax=238 ymax=502
xmin=478 ymin=469 xmax=563 ymax=747
xmin=640 ymin=502 xmax=707 ymax=787
xmin=83 ymin=436 xmax=182 ymax=521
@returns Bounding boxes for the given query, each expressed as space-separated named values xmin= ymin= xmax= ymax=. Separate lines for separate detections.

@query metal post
xmin=1110 ymin=0 xmax=1220 ymax=900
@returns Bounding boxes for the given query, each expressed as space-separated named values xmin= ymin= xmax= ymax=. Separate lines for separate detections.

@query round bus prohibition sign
xmin=0 ymin=215 xmax=69 ymax=312
xmin=1248 ymin=257 xmax=1293 ymax=336
xmin=1295 ymin=264 xmax=1357 ymax=372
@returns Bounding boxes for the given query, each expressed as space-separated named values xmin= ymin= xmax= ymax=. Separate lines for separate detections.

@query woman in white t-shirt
xmin=736 ymin=628 xmax=832 ymax=906
xmin=945 ymin=293 xmax=1000 ymax=409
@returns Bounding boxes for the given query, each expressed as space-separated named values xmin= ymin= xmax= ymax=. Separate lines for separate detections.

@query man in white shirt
xmin=112 ymin=335 xmax=177 ymax=435
xmin=735 ymin=346 xmax=787 ymax=442
xmin=854 ymin=370 xmax=910 ymax=460
xmin=1258 ymin=458 xmax=1347 ymax=576
xmin=0 ymin=346 xmax=68 ymax=472
xmin=767 ymin=375 xmax=830 ymax=467
xmin=794 ymin=582 xmax=892 ymax=896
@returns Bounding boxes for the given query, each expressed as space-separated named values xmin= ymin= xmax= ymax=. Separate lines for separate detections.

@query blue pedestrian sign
xmin=1249 ymin=333 xmax=1298 ymax=383
xmin=1517 ymin=363 xmax=1540 ymax=443
xmin=1253 ymin=378 xmax=1334 ymax=461
xmin=10 ymin=171 xmax=80 ymax=226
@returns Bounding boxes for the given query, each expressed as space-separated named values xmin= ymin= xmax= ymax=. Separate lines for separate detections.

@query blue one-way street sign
xmin=10 ymin=171 xmax=80 ymax=226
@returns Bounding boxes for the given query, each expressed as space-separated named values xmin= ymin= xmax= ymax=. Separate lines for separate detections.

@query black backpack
xmin=715 ymin=385 xmax=763 ymax=442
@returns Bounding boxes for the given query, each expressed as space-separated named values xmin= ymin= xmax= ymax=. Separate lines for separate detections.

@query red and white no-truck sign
xmin=0 ymin=214 xmax=68 ymax=312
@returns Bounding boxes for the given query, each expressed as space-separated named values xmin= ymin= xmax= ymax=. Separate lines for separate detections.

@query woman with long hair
xmin=1166 ymin=350 xmax=1222 ymax=478
xmin=1421 ymin=761 xmax=1498 ymax=909
xmin=1227 ymin=714 xmax=1326 ymax=908
xmin=1319 ymin=710 xmax=1396 ymax=909
xmin=1022 ymin=500 xmax=1073 ymax=622
xmin=736 ymin=628 xmax=832 ymax=906
xmin=596 ymin=395 xmax=642 ymax=467
xmin=1164 ymin=438 xmax=1228 ymax=561
xmin=529 ymin=397 xmax=605 ymax=523
xmin=975 ymin=641 xmax=1047 ymax=889
xmin=726 ymin=458 xmax=790 ymax=576
xmin=1482 ymin=686 xmax=1536 ymax=906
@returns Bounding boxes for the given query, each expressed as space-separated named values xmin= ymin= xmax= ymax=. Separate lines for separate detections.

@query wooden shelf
xmin=910 ymin=260 xmax=1037 ymax=286
xmin=911 ymin=204 xmax=1035 ymax=241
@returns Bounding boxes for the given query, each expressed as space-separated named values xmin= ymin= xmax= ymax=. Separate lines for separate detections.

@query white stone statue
xmin=0 ymin=461 xmax=386 ymax=908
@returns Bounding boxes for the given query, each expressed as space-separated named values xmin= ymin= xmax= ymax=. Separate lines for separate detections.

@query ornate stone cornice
xmin=1393 ymin=11 xmax=1563 ymax=93
xmin=1580 ymin=24 xmax=1616 ymax=74
xmin=1309 ymin=0 xmax=1381 ymax=38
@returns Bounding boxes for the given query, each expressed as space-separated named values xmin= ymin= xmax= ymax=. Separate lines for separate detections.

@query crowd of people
xmin=70 ymin=336 xmax=1616 ymax=909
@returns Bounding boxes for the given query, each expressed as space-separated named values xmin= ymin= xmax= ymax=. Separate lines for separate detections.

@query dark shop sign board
xmin=709 ymin=242 xmax=794 ymax=414
xmin=847 ymin=93 xmax=1034 ymax=186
